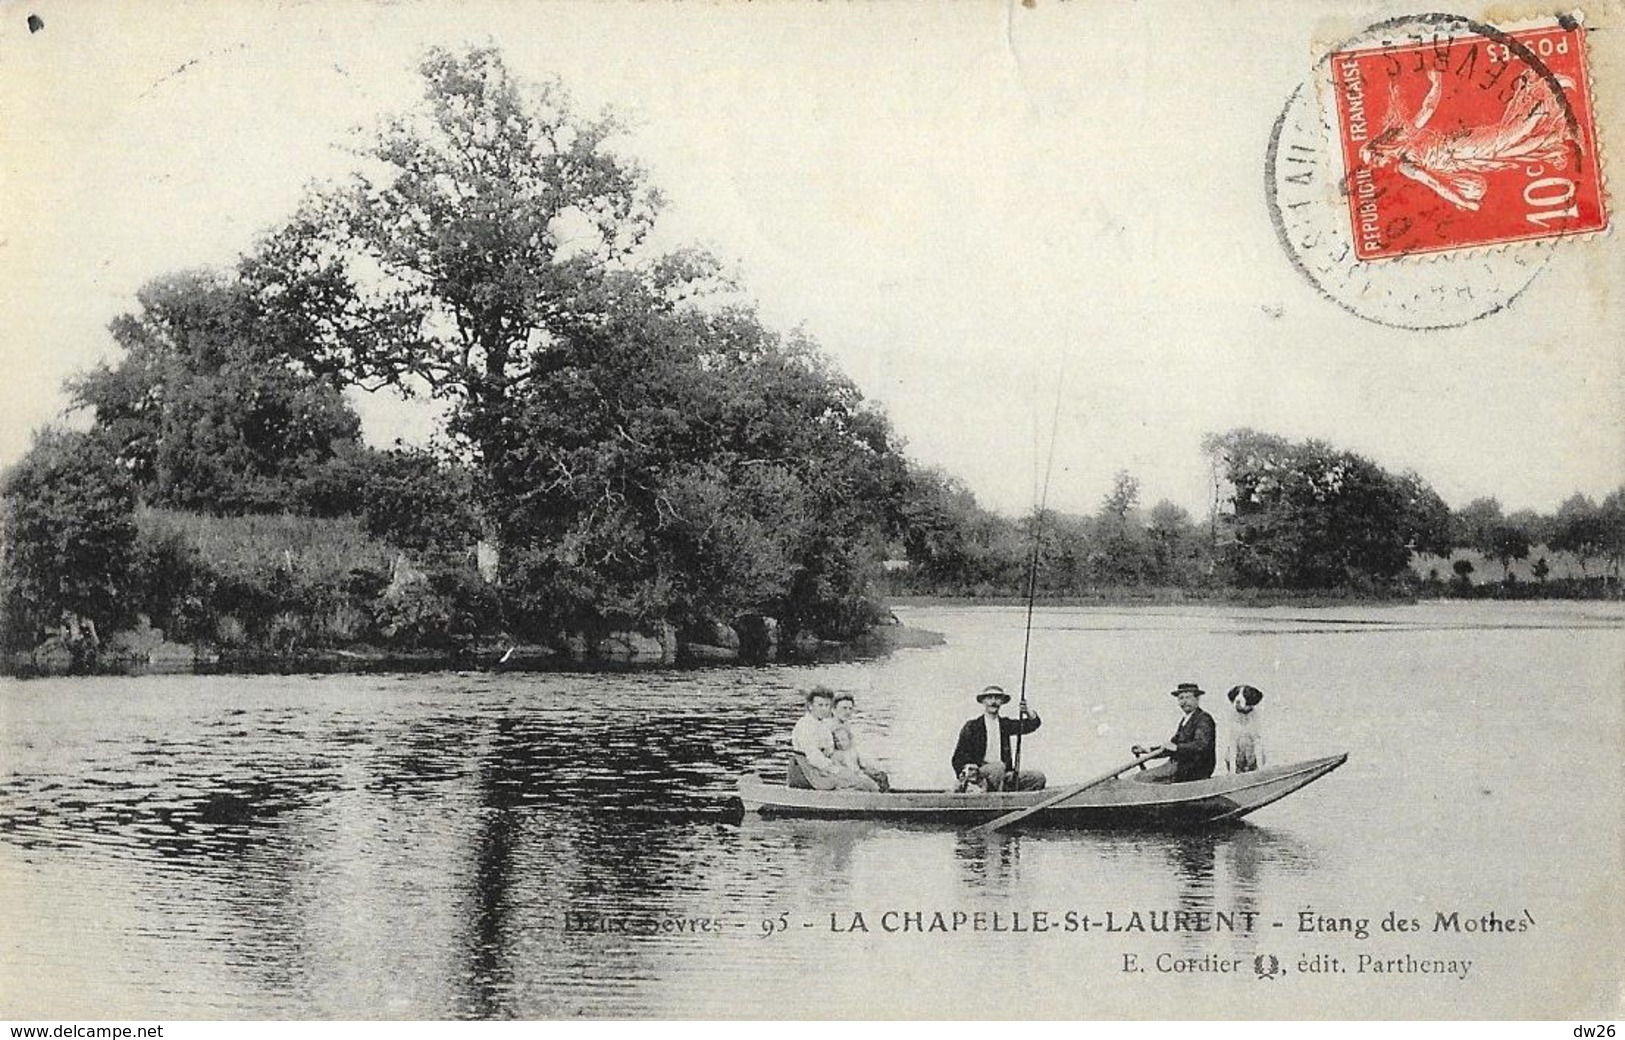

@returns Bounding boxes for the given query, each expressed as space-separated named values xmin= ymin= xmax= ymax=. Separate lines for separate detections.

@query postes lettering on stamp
xmin=1265 ymin=13 xmax=1610 ymax=330
xmin=1329 ymin=24 xmax=1607 ymax=260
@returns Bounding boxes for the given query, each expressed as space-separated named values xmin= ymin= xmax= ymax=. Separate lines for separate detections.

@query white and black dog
xmin=1224 ymin=684 xmax=1265 ymax=773
xmin=955 ymin=764 xmax=989 ymax=794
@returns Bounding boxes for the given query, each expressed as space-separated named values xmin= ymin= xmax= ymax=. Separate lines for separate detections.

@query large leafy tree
xmin=493 ymin=297 xmax=908 ymax=638
xmin=1092 ymin=470 xmax=1151 ymax=585
xmin=1395 ymin=470 xmax=1455 ymax=557
xmin=1549 ymin=493 xmax=1605 ymax=577
xmin=1450 ymin=497 xmax=1534 ymax=580
xmin=1451 ymin=497 xmax=1504 ymax=553
xmin=240 ymin=45 xmax=918 ymax=638
xmin=70 ymin=271 xmax=363 ymax=515
xmin=893 ymin=467 xmax=1028 ymax=595
xmin=1599 ymin=489 xmax=1625 ymax=584
xmin=1032 ymin=510 xmax=1089 ymax=594
xmin=243 ymin=46 xmax=710 ymax=526
xmin=1484 ymin=517 xmax=1533 ymax=580
xmin=893 ymin=467 xmax=982 ymax=587
xmin=0 ymin=429 xmax=139 ymax=648
xmin=1204 ymin=428 xmax=1448 ymax=589
xmin=1145 ymin=499 xmax=1202 ymax=585
xmin=17 ymin=45 xmax=921 ymax=650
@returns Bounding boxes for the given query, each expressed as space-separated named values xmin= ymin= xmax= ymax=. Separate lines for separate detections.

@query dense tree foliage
xmin=893 ymin=467 xmax=1026 ymax=593
xmin=242 ymin=46 xmax=712 ymax=526
xmin=1449 ymin=497 xmax=1536 ymax=580
xmin=1145 ymin=500 xmax=1205 ymax=586
xmin=1483 ymin=522 xmax=1533 ymax=580
xmin=354 ymin=449 xmax=483 ymax=553
xmin=1203 ymin=429 xmax=1455 ymax=590
xmin=491 ymin=297 xmax=907 ymax=638
xmin=1092 ymin=471 xmax=1150 ymax=585
xmin=884 ymin=433 xmax=1606 ymax=601
xmin=0 ymin=429 xmax=139 ymax=649
xmin=1521 ymin=492 xmax=1625 ymax=583
xmin=230 ymin=45 xmax=912 ymax=641
xmin=1548 ymin=494 xmax=1607 ymax=576
xmin=1396 ymin=472 xmax=1456 ymax=558
xmin=70 ymin=271 xmax=364 ymax=515
xmin=887 ymin=470 xmax=1211 ymax=598
xmin=1452 ymin=497 xmax=1504 ymax=555
xmin=0 ymin=44 xmax=921 ymax=655
xmin=1599 ymin=490 xmax=1625 ymax=580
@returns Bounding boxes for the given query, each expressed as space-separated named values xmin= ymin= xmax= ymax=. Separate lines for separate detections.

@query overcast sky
xmin=3 ymin=0 xmax=1621 ymax=518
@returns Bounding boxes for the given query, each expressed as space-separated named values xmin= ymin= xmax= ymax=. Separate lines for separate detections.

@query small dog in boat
xmin=955 ymin=764 xmax=989 ymax=794
xmin=1224 ymin=684 xmax=1265 ymax=774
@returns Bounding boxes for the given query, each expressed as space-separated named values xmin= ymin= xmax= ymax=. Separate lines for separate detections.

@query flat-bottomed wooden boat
xmin=737 ymin=753 xmax=1347 ymax=828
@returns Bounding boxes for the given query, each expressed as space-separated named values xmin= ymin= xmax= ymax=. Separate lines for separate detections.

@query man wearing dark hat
xmin=1133 ymin=682 xmax=1217 ymax=783
xmin=950 ymin=685 xmax=1046 ymax=791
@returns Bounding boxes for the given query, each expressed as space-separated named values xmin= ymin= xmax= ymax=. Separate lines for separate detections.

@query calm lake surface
xmin=3 ymin=603 xmax=1621 ymax=1019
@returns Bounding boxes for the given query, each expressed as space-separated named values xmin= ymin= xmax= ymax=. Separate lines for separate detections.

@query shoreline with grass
xmin=7 ymin=501 xmax=1616 ymax=679
xmin=3 ymin=506 xmax=949 ymax=678
xmin=885 ymin=573 xmax=1624 ymax=611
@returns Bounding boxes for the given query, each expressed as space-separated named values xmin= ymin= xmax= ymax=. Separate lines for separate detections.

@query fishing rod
xmin=1012 ymin=366 xmax=1066 ymax=781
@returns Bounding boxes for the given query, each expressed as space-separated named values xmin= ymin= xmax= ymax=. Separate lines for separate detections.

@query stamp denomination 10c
xmin=1329 ymin=22 xmax=1607 ymax=260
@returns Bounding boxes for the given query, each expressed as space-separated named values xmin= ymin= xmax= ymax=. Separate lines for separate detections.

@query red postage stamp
xmin=1329 ymin=22 xmax=1607 ymax=260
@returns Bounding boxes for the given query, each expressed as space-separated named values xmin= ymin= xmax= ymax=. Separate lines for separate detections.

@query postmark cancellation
xmin=1267 ymin=12 xmax=1613 ymax=330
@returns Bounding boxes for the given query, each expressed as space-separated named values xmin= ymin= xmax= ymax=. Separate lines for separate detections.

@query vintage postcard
xmin=1 ymin=0 xmax=1621 ymax=1025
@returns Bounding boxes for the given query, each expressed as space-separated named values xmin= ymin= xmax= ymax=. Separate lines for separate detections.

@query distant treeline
xmin=892 ymin=432 xmax=1625 ymax=601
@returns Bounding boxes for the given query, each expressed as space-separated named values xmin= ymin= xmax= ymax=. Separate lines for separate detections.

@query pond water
xmin=2 ymin=602 xmax=1620 ymax=1019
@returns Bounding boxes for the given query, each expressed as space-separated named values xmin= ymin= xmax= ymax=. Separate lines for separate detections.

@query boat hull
xmin=737 ymin=753 xmax=1347 ymax=829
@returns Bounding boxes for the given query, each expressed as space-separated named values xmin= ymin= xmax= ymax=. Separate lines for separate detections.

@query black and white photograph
xmin=1 ymin=0 xmax=1621 ymax=1024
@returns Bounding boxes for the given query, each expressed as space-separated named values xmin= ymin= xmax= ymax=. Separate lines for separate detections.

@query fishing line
xmin=1013 ymin=354 xmax=1066 ymax=778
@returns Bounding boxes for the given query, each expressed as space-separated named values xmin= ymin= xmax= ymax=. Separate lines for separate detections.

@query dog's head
xmin=956 ymin=765 xmax=988 ymax=793
xmin=1226 ymin=684 xmax=1264 ymax=714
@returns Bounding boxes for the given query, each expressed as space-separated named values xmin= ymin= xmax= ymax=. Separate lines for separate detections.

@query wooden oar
xmin=978 ymin=750 xmax=1164 ymax=833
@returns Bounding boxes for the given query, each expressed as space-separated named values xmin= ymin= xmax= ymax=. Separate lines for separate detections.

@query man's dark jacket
xmin=951 ymin=711 xmax=1042 ymax=776
xmin=1167 ymin=707 xmax=1217 ymax=781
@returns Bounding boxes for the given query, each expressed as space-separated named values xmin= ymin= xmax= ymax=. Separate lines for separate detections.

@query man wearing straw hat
xmin=1133 ymin=682 xmax=1217 ymax=783
xmin=950 ymin=685 xmax=1046 ymax=791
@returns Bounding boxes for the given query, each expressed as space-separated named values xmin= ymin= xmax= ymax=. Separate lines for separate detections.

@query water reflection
xmin=3 ymin=601 xmax=1619 ymax=1018
xmin=0 ymin=677 xmax=1338 ymax=1016
xmin=468 ymin=727 xmax=520 ymax=1018
xmin=447 ymin=704 xmax=786 ymax=1016
xmin=768 ymin=819 xmax=877 ymax=876
xmin=1170 ymin=831 xmax=1216 ymax=952
xmin=953 ymin=828 xmax=1023 ymax=891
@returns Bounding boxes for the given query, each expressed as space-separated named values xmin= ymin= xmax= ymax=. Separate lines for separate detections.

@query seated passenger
xmin=950 ymin=685 xmax=1046 ymax=792
xmin=831 ymin=692 xmax=890 ymax=791
xmin=790 ymin=686 xmax=879 ymax=792
xmin=1133 ymin=682 xmax=1216 ymax=783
